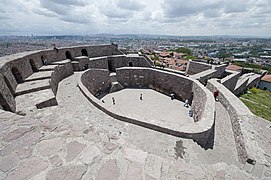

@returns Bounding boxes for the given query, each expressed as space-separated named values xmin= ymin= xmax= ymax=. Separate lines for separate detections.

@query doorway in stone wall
xmin=11 ymin=67 xmax=23 ymax=84
xmin=30 ymin=59 xmax=38 ymax=72
xmin=81 ymin=49 xmax=88 ymax=56
xmin=0 ymin=93 xmax=11 ymax=111
xmin=65 ymin=51 xmax=72 ymax=60
xmin=108 ymin=60 xmax=116 ymax=72
xmin=129 ymin=62 xmax=133 ymax=67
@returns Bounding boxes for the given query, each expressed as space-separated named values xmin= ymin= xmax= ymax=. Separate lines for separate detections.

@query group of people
xmin=102 ymin=93 xmax=143 ymax=105
xmin=100 ymin=89 xmax=219 ymax=118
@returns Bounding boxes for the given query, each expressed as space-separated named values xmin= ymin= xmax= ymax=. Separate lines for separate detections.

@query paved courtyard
xmin=101 ymin=88 xmax=194 ymax=128
xmin=0 ymin=72 xmax=269 ymax=179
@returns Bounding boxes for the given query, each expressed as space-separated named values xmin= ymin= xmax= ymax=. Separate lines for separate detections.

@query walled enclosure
xmin=0 ymin=44 xmax=123 ymax=112
xmin=79 ymin=67 xmax=215 ymax=146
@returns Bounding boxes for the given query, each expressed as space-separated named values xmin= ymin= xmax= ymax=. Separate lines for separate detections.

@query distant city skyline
xmin=1 ymin=0 xmax=271 ymax=37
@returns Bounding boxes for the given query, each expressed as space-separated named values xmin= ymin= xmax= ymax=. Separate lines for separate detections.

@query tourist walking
xmin=214 ymin=89 xmax=219 ymax=101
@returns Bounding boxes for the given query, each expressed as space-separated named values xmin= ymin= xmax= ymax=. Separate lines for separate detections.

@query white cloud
xmin=0 ymin=0 xmax=270 ymax=36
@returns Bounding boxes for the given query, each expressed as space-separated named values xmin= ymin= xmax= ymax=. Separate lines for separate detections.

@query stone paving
xmin=0 ymin=72 xmax=269 ymax=179
xmin=101 ymin=88 xmax=194 ymax=128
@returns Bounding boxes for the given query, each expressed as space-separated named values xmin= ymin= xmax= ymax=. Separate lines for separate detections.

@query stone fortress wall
xmin=186 ymin=60 xmax=212 ymax=75
xmin=79 ymin=67 xmax=215 ymax=146
xmin=221 ymin=70 xmax=241 ymax=92
xmin=0 ymin=44 xmax=123 ymax=111
xmin=0 ymin=44 xmax=269 ymax=167
xmin=88 ymin=55 xmax=151 ymax=70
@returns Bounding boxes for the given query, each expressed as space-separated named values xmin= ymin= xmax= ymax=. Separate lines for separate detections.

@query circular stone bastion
xmin=78 ymin=67 xmax=215 ymax=146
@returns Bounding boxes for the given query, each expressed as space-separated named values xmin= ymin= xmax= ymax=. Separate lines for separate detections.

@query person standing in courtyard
xmin=170 ymin=93 xmax=175 ymax=100
xmin=112 ymin=97 xmax=115 ymax=105
xmin=140 ymin=93 xmax=143 ymax=100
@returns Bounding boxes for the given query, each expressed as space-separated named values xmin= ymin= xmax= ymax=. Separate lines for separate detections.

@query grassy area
xmin=240 ymin=87 xmax=271 ymax=122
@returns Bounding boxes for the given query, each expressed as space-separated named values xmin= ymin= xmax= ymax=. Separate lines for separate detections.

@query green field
xmin=240 ymin=88 xmax=271 ymax=122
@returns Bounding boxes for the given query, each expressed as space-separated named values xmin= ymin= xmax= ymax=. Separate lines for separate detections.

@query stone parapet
xmin=50 ymin=62 xmax=74 ymax=95
xmin=207 ymin=79 xmax=265 ymax=164
xmin=186 ymin=60 xmax=212 ymax=75
xmin=221 ymin=70 xmax=241 ymax=92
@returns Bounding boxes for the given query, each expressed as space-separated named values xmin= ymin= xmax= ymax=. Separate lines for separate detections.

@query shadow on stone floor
xmin=174 ymin=140 xmax=186 ymax=159
xmin=202 ymin=121 xmax=215 ymax=150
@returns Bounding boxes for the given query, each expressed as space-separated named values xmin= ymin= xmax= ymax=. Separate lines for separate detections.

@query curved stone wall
xmin=50 ymin=62 xmax=74 ymax=95
xmin=81 ymin=69 xmax=111 ymax=97
xmin=79 ymin=67 xmax=215 ymax=146
xmin=88 ymin=55 xmax=152 ymax=70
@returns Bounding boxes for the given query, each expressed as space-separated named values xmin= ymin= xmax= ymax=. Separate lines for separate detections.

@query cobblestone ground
xmin=0 ymin=72 xmax=268 ymax=179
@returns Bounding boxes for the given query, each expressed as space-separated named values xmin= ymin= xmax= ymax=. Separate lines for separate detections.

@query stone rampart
xmin=247 ymin=74 xmax=261 ymax=89
xmin=214 ymin=64 xmax=227 ymax=78
xmin=190 ymin=64 xmax=227 ymax=85
xmin=88 ymin=55 xmax=151 ymax=70
xmin=191 ymin=69 xmax=217 ymax=85
xmin=50 ymin=62 xmax=74 ymax=95
xmin=221 ymin=70 xmax=241 ymax=92
xmin=207 ymin=79 xmax=260 ymax=164
xmin=234 ymin=78 xmax=249 ymax=96
xmin=186 ymin=60 xmax=212 ymax=75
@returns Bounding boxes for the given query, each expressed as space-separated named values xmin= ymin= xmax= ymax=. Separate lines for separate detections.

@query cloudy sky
xmin=0 ymin=0 xmax=271 ymax=36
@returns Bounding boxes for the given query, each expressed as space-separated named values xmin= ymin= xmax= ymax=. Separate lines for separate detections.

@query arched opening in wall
xmin=129 ymin=62 xmax=133 ymax=67
xmin=30 ymin=59 xmax=38 ymax=72
xmin=4 ymin=76 xmax=15 ymax=95
xmin=41 ymin=55 xmax=45 ymax=65
xmin=0 ymin=93 xmax=11 ymax=111
xmin=11 ymin=67 xmax=23 ymax=84
xmin=81 ymin=49 xmax=88 ymax=56
xmin=65 ymin=51 xmax=72 ymax=60
xmin=108 ymin=60 xmax=116 ymax=72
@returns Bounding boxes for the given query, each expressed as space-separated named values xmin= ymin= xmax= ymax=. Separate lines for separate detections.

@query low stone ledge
xmin=50 ymin=62 xmax=74 ymax=95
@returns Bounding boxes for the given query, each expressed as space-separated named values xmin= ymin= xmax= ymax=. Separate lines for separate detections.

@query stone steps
xmin=109 ymin=82 xmax=124 ymax=93
xmin=15 ymin=79 xmax=51 ymax=96
xmin=52 ymin=59 xmax=71 ymax=65
xmin=15 ymin=89 xmax=57 ymax=111
xmin=109 ymin=72 xmax=124 ymax=93
xmin=24 ymin=71 xmax=53 ymax=82
xmin=39 ymin=65 xmax=57 ymax=71
xmin=109 ymin=72 xmax=117 ymax=82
